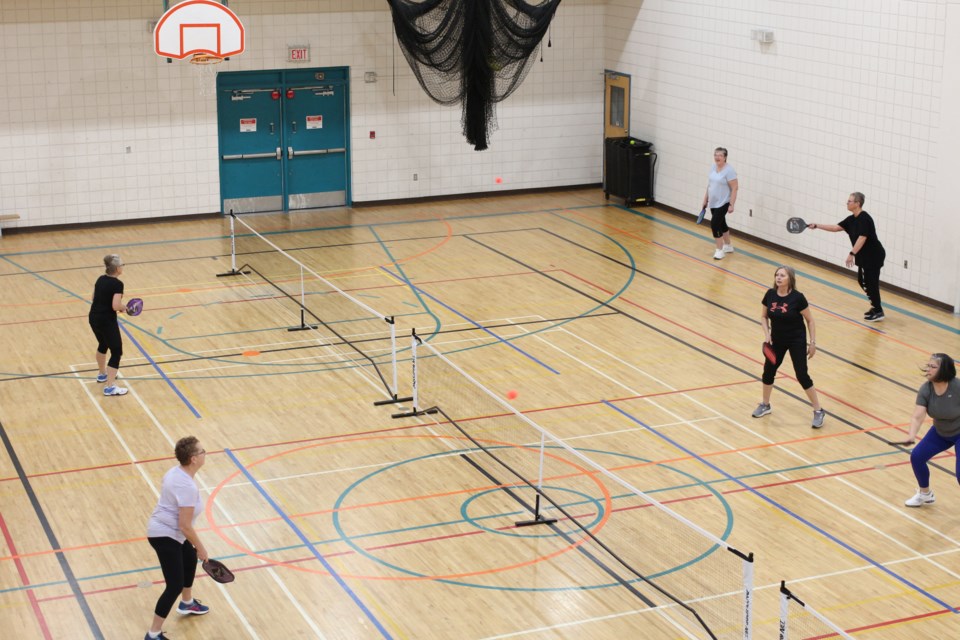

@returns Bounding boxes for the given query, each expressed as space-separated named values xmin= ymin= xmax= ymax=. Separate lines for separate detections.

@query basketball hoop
xmin=191 ymin=53 xmax=222 ymax=98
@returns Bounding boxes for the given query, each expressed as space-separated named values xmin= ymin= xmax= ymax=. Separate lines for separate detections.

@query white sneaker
xmin=103 ymin=385 xmax=128 ymax=396
xmin=713 ymin=249 xmax=725 ymax=260
xmin=904 ymin=489 xmax=935 ymax=507
xmin=722 ymin=244 xmax=734 ymax=253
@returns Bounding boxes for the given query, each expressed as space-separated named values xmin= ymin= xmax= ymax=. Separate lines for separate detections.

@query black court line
xmin=0 ymin=419 xmax=104 ymax=639
xmin=463 ymin=232 xmax=957 ymax=476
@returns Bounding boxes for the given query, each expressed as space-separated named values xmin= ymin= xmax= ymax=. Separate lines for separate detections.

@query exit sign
xmin=288 ymin=46 xmax=310 ymax=62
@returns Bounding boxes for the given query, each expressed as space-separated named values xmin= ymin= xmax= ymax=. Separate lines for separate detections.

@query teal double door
xmin=217 ymin=67 xmax=350 ymax=213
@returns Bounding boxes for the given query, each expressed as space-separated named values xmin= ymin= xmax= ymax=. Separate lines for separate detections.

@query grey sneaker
xmin=811 ymin=409 xmax=826 ymax=429
xmin=751 ymin=403 xmax=772 ymax=418
xmin=904 ymin=489 xmax=935 ymax=507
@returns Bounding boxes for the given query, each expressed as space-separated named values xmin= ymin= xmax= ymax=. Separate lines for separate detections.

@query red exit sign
xmin=288 ymin=46 xmax=310 ymax=62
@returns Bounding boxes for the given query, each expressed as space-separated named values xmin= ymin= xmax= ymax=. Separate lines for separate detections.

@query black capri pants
xmin=761 ymin=340 xmax=813 ymax=389
xmin=148 ymin=536 xmax=198 ymax=618
xmin=709 ymin=202 xmax=730 ymax=238
xmin=89 ymin=316 xmax=122 ymax=369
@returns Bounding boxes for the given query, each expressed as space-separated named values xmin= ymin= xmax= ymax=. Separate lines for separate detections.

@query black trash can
xmin=604 ymin=137 xmax=656 ymax=207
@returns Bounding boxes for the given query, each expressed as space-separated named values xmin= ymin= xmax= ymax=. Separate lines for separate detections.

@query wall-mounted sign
xmin=288 ymin=46 xmax=310 ymax=62
xmin=240 ymin=118 xmax=257 ymax=132
xmin=306 ymin=115 xmax=323 ymax=129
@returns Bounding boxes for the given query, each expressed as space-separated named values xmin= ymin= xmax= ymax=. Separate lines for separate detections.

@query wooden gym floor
xmin=1 ymin=189 xmax=959 ymax=639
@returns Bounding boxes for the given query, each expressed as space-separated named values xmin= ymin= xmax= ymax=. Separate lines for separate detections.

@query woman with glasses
xmin=888 ymin=354 xmax=960 ymax=507
xmin=144 ymin=437 xmax=211 ymax=640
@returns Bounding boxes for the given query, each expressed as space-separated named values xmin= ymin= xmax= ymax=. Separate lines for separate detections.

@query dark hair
xmin=175 ymin=436 xmax=201 ymax=465
xmin=850 ymin=192 xmax=865 ymax=206
xmin=773 ymin=265 xmax=797 ymax=292
xmin=714 ymin=147 xmax=728 ymax=158
xmin=930 ymin=353 xmax=956 ymax=383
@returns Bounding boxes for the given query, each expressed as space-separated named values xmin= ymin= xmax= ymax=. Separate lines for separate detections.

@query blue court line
xmin=379 ymin=266 xmax=560 ymax=375
xmin=120 ymin=324 xmax=200 ymax=419
xmin=224 ymin=448 xmax=394 ymax=639
xmin=602 ymin=400 xmax=960 ymax=614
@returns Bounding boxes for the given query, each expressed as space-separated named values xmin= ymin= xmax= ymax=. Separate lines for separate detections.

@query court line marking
xmin=0 ymin=417 xmax=103 ymax=639
xmin=0 ymin=511 xmax=52 ymax=638
xmin=605 ymin=401 xmax=959 ymax=614
xmin=379 ymin=265 xmax=560 ymax=374
xmin=224 ymin=448 xmax=394 ymax=639
xmin=70 ymin=365 xmax=267 ymax=640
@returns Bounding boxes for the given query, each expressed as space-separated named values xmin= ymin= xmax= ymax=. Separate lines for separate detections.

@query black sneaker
xmin=865 ymin=310 xmax=885 ymax=322
xmin=863 ymin=308 xmax=876 ymax=318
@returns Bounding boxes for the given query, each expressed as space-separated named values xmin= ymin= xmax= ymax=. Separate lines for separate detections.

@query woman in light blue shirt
xmin=701 ymin=147 xmax=739 ymax=260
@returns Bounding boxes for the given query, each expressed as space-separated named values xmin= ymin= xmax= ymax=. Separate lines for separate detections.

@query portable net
xmin=387 ymin=0 xmax=562 ymax=150
xmin=404 ymin=336 xmax=755 ymax=639
xmin=778 ymin=582 xmax=854 ymax=640
xmin=224 ymin=214 xmax=401 ymax=400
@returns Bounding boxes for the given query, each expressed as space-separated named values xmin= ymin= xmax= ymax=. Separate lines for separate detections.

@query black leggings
xmin=857 ymin=264 xmax=883 ymax=311
xmin=762 ymin=340 xmax=813 ymax=389
xmin=710 ymin=202 xmax=730 ymax=238
xmin=89 ymin=317 xmax=123 ymax=369
xmin=148 ymin=536 xmax=198 ymax=618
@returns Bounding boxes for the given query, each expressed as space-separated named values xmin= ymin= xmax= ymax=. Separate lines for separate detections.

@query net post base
xmin=288 ymin=324 xmax=319 ymax=332
xmin=216 ymin=269 xmax=250 ymax=277
xmin=374 ymin=395 xmax=413 ymax=407
xmin=515 ymin=514 xmax=558 ymax=528
xmin=391 ymin=407 xmax=439 ymax=419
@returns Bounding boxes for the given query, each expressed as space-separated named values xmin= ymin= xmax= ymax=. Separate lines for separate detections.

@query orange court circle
xmin=207 ymin=432 xmax=614 ymax=581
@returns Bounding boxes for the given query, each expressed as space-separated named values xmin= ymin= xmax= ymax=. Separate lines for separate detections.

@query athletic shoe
xmin=713 ymin=249 xmax=725 ymax=260
xmin=178 ymin=598 xmax=209 ymax=615
xmin=144 ymin=632 xmax=170 ymax=640
xmin=865 ymin=310 xmax=885 ymax=322
xmin=811 ymin=409 xmax=826 ymax=429
xmin=751 ymin=403 xmax=771 ymax=418
xmin=863 ymin=308 xmax=876 ymax=318
xmin=96 ymin=373 xmax=108 ymax=383
xmin=904 ymin=489 xmax=935 ymax=507
xmin=722 ymin=244 xmax=734 ymax=253
xmin=103 ymin=385 xmax=128 ymax=396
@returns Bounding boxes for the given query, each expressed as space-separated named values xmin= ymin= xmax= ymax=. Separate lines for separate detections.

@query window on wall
xmin=610 ymin=86 xmax=625 ymax=128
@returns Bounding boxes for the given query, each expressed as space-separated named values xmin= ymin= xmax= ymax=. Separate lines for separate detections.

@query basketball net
xmin=190 ymin=53 xmax=222 ymax=98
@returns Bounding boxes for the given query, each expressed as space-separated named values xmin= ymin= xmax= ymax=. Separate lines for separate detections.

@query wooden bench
xmin=0 ymin=213 xmax=20 ymax=238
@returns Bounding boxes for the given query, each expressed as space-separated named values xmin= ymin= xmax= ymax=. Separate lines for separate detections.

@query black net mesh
xmin=387 ymin=0 xmax=562 ymax=151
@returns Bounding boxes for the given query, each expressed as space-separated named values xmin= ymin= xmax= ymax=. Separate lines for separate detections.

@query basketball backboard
xmin=154 ymin=0 xmax=245 ymax=60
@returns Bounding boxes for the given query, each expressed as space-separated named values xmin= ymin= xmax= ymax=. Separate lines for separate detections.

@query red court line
xmin=0 ymin=512 xmax=52 ymax=639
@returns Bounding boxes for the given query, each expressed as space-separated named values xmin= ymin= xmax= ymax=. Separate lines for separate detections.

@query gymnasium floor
xmin=1 ymin=189 xmax=959 ymax=639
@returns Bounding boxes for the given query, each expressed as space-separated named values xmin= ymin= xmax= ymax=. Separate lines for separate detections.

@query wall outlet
xmin=413 ymin=173 xmax=418 ymax=181
xmin=903 ymin=260 xmax=908 ymax=268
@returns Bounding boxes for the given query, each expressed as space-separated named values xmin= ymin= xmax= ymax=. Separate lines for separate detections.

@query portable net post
xmin=778 ymin=581 xmax=853 ymax=640
xmin=391 ymin=329 xmax=429 ymax=416
xmin=514 ymin=432 xmax=557 ymax=528
xmin=373 ymin=316 xmax=412 ymax=406
xmin=287 ymin=264 xmax=318 ymax=332
xmin=216 ymin=211 xmax=250 ymax=277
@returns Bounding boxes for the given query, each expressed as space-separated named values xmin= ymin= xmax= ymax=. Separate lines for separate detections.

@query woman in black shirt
xmin=90 ymin=254 xmax=128 ymax=396
xmin=752 ymin=266 xmax=826 ymax=428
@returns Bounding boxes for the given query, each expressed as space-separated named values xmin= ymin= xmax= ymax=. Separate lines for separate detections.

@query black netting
xmin=387 ymin=0 xmax=561 ymax=151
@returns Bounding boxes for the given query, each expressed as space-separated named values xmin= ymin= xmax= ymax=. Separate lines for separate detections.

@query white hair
xmin=104 ymin=254 xmax=123 ymax=275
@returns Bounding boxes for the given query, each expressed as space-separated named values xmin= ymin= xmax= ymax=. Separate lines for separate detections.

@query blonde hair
xmin=773 ymin=265 xmax=797 ymax=291
xmin=103 ymin=254 xmax=122 ymax=275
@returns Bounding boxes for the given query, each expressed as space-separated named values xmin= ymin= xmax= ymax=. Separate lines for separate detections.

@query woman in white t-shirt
xmin=144 ymin=436 xmax=211 ymax=640
xmin=700 ymin=147 xmax=739 ymax=260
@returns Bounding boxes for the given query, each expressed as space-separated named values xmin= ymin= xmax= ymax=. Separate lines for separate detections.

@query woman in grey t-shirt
xmin=890 ymin=353 xmax=960 ymax=507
